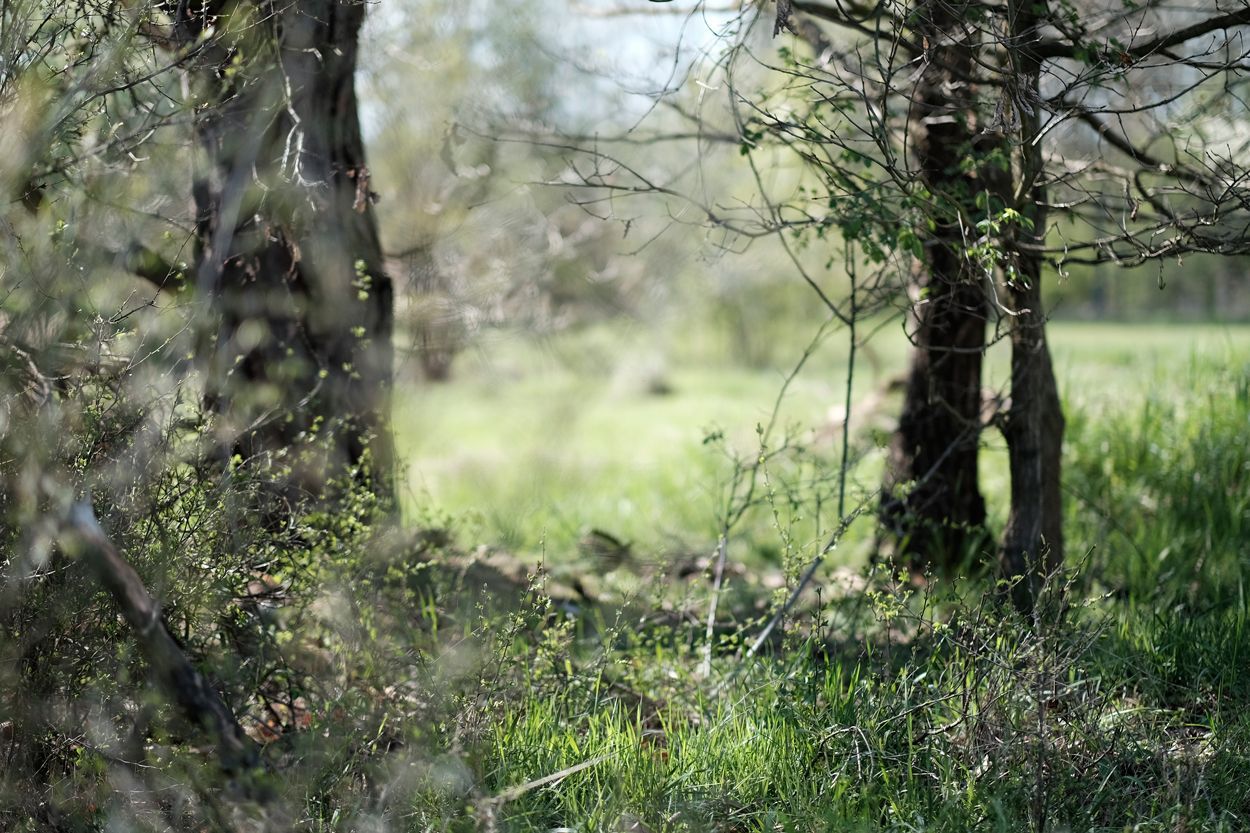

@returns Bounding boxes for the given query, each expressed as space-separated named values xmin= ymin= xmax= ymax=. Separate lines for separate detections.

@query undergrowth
xmin=2 ymin=357 xmax=1248 ymax=832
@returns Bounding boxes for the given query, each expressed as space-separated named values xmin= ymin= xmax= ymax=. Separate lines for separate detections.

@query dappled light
xmin=2 ymin=1 xmax=1249 ymax=831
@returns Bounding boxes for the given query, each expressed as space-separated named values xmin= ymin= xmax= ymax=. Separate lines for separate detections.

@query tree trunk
xmin=175 ymin=0 xmax=394 ymax=508
xmin=1001 ymin=0 xmax=1065 ymax=610
xmin=1000 ymin=287 xmax=1064 ymax=605
xmin=879 ymin=0 xmax=991 ymax=570
xmin=881 ymin=266 xmax=990 ymax=569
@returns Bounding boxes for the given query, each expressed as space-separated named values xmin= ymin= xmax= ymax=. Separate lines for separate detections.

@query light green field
xmin=382 ymin=322 xmax=1250 ymax=831
xmin=394 ymin=322 xmax=1250 ymax=562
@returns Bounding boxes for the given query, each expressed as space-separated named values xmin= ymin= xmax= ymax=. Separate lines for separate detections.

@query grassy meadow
xmin=10 ymin=0 xmax=1250 ymax=827
xmin=8 ymin=320 xmax=1246 ymax=832
xmin=370 ymin=320 xmax=1250 ymax=832
xmin=394 ymin=321 xmax=1250 ymax=568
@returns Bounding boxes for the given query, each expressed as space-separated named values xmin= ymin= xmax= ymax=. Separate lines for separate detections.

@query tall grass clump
xmin=461 ymin=573 xmax=1250 ymax=832
xmin=1065 ymin=356 xmax=1249 ymax=605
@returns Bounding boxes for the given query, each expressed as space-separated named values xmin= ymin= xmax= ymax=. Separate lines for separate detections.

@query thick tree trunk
xmin=879 ymin=0 xmax=991 ymax=569
xmin=1001 ymin=0 xmax=1065 ymax=609
xmin=881 ymin=266 xmax=990 ymax=568
xmin=175 ymin=0 xmax=394 ymax=508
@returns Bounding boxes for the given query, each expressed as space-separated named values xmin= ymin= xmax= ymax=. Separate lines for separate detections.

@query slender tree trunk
xmin=881 ymin=266 xmax=990 ymax=568
xmin=1000 ymin=289 xmax=1064 ymax=603
xmin=407 ymin=244 xmax=460 ymax=382
xmin=1001 ymin=0 xmax=1065 ymax=609
xmin=880 ymin=0 xmax=991 ymax=569
xmin=174 ymin=0 xmax=394 ymax=508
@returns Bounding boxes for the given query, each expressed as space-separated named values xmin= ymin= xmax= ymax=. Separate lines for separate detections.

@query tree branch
xmin=1036 ymin=7 xmax=1250 ymax=61
xmin=20 ymin=177 xmax=184 ymax=293
xmin=1071 ymin=108 xmax=1210 ymax=187
xmin=61 ymin=502 xmax=259 ymax=774
xmin=793 ymin=0 xmax=917 ymax=50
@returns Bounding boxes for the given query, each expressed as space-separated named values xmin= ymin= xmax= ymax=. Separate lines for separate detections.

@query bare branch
xmin=61 ymin=502 xmax=259 ymax=775
xmin=1035 ymin=6 xmax=1250 ymax=61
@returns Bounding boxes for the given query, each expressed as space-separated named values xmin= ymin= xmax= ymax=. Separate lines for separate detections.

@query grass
xmin=464 ymin=613 xmax=1250 ymax=833
xmin=394 ymin=325 xmax=864 ymax=562
xmin=405 ymin=331 xmax=1248 ymax=830
xmin=353 ymin=320 xmax=1250 ymax=832
xmin=7 ymin=321 xmax=1249 ymax=832
xmin=395 ymin=321 xmax=1250 ymax=563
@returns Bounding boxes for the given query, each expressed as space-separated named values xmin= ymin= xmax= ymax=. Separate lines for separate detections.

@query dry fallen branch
xmin=61 ymin=501 xmax=260 ymax=774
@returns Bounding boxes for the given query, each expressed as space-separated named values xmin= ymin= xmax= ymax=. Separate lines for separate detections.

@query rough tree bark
xmin=879 ymin=0 xmax=991 ymax=570
xmin=170 ymin=0 xmax=395 ymax=508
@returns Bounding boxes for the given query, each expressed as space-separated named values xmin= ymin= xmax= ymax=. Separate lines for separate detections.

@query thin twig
xmin=488 ymin=753 xmax=611 ymax=805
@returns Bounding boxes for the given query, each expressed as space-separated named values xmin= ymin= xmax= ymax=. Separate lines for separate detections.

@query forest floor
xmin=8 ymin=322 xmax=1247 ymax=832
